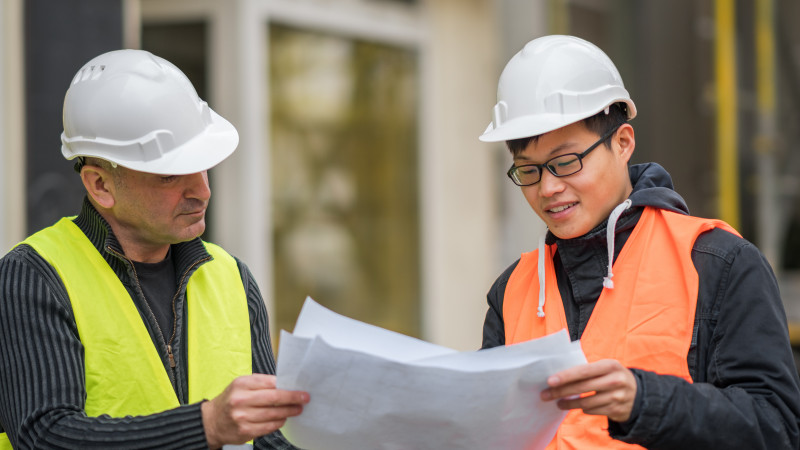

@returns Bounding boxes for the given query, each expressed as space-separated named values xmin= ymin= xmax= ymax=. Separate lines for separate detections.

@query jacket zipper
xmin=107 ymin=246 xmax=210 ymax=388
xmin=166 ymin=256 xmax=212 ymax=372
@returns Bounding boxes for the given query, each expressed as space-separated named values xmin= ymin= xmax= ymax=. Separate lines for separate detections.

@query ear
xmin=614 ymin=123 xmax=635 ymax=164
xmin=80 ymin=165 xmax=116 ymax=209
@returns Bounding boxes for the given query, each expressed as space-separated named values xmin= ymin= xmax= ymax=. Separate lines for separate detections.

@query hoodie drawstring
xmin=602 ymin=199 xmax=632 ymax=289
xmin=537 ymin=234 xmax=546 ymax=317
xmin=536 ymin=199 xmax=632 ymax=318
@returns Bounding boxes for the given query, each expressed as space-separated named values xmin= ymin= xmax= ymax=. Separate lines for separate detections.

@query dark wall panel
xmin=25 ymin=0 xmax=122 ymax=233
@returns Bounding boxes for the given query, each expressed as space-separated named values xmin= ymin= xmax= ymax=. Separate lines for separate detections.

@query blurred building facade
xmin=2 ymin=0 xmax=800 ymax=354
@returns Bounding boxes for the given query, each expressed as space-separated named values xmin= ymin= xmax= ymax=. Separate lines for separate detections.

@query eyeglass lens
xmin=511 ymin=154 xmax=582 ymax=185
xmin=507 ymin=121 xmax=624 ymax=186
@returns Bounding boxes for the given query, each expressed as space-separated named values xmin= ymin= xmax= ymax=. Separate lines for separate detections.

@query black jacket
xmin=0 ymin=198 xmax=297 ymax=449
xmin=482 ymin=163 xmax=800 ymax=449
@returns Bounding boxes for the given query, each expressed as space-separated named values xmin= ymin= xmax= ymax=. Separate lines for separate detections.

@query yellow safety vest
xmin=0 ymin=217 xmax=251 ymax=448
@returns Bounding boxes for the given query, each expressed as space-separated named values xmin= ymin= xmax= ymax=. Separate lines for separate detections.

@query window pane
xmin=269 ymin=24 xmax=420 ymax=337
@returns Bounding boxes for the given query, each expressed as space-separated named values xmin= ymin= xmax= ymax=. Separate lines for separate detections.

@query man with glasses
xmin=480 ymin=35 xmax=800 ymax=449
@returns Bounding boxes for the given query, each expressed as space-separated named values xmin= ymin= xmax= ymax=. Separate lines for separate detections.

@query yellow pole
xmin=755 ymin=0 xmax=775 ymax=117
xmin=547 ymin=0 xmax=570 ymax=35
xmin=714 ymin=0 xmax=740 ymax=229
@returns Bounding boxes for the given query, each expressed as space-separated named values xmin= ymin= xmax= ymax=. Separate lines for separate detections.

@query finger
xmin=230 ymin=374 xmax=278 ymax=390
xmin=556 ymin=390 xmax=610 ymax=411
xmin=239 ymin=418 xmax=291 ymax=439
xmin=545 ymin=362 xmax=632 ymax=399
xmin=241 ymin=404 xmax=306 ymax=423
xmin=220 ymin=417 xmax=290 ymax=444
xmin=250 ymin=388 xmax=310 ymax=408
xmin=231 ymin=405 xmax=305 ymax=439
xmin=541 ymin=384 xmax=592 ymax=402
xmin=547 ymin=360 xmax=620 ymax=387
xmin=244 ymin=376 xmax=311 ymax=406
xmin=556 ymin=390 xmax=634 ymax=422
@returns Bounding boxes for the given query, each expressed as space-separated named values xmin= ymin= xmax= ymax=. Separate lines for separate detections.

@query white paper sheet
xmin=276 ymin=297 xmax=586 ymax=450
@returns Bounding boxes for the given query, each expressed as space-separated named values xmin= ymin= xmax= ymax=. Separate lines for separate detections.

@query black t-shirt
xmin=132 ymin=249 xmax=177 ymax=345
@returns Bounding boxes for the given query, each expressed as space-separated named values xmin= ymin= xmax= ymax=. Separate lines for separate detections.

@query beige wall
xmin=420 ymin=0 xmax=501 ymax=350
xmin=0 ymin=0 xmax=26 ymax=252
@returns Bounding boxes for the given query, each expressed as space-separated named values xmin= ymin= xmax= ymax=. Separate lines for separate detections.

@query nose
xmin=536 ymin=170 xmax=565 ymax=198
xmin=185 ymin=171 xmax=211 ymax=202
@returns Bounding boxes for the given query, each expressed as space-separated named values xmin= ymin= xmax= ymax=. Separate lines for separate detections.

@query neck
xmin=110 ymin=225 xmax=170 ymax=262
xmin=91 ymin=201 xmax=171 ymax=263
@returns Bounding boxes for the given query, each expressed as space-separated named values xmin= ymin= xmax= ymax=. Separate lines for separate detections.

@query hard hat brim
xmin=478 ymin=113 xmax=590 ymax=143
xmin=62 ymin=108 xmax=239 ymax=176
xmin=479 ymin=99 xmax=637 ymax=143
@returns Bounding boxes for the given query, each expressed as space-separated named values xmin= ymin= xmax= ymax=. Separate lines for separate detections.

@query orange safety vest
xmin=504 ymin=207 xmax=739 ymax=449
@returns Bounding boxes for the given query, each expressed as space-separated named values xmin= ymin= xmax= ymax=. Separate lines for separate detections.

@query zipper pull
xmin=167 ymin=345 xmax=176 ymax=369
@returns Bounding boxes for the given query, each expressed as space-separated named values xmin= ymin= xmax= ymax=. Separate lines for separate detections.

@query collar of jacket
xmin=546 ymin=207 xmax=642 ymax=306
xmin=71 ymin=196 xmax=213 ymax=283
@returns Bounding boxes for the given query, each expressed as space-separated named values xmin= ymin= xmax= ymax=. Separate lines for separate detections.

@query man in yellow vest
xmin=480 ymin=35 xmax=800 ymax=448
xmin=0 ymin=50 xmax=309 ymax=449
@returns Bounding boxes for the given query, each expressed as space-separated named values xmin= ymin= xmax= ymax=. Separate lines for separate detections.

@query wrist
xmin=201 ymin=399 xmax=222 ymax=450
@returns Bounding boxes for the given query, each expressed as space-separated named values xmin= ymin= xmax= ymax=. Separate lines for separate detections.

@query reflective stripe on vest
xmin=0 ymin=218 xmax=251 ymax=448
xmin=504 ymin=207 xmax=739 ymax=450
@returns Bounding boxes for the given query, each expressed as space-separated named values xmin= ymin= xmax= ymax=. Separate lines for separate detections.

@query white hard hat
xmin=61 ymin=49 xmax=238 ymax=175
xmin=480 ymin=35 xmax=637 ymax=142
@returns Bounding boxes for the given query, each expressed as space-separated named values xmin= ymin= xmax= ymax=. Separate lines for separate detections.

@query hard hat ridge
xmin=61 ymin=49 xmax=238 ymax=175
xmin=480 ymin=35 xmax=637 ymax=143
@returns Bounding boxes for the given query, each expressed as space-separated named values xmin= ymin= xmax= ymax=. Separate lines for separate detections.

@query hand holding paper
xmin=276 ymin=297 xmax=586 ymax=449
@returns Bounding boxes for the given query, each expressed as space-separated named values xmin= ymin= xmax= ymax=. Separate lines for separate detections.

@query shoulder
xmin=482 ymin=259 xmax=521 ymax=349
xmin=692 ymin=227 xmax=774 ymax=289
xmin=1 ymin=243 xmax=62 ymax=285
xmin=198 ymin=241 xmax=248 ymax=272
xmin=227 ymin=255 xmax=265 ymax=310
xmin=0 ymin=244 xmax=74 ymax=319
xmin=486 ymin=258 xmax=522 ymax=314
xmin=693 ymin=226 xmax=751 ymax=262
xmin=692 ymin=226 xmax=779 ymax=315
xmin=198 ymin=241 xmax=258 ymax=297
xmin=692 ymin=226 xmax=771 ymax=286
xmin=491 ymin=259 xmax=522 ymax=295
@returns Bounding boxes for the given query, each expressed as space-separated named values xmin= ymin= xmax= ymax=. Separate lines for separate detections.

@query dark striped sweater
xmin=0 ymin=198 xmax=297 ymax=449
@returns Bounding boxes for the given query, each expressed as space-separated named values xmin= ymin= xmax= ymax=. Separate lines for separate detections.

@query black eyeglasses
xmin=506 ymin=122 xmax=625 ymax=186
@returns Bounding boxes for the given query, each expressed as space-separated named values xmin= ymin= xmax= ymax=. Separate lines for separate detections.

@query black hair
xmin=506 ymin=102 xmax=629 ymax=156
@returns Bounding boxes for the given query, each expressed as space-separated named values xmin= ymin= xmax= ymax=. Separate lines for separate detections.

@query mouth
xmin=181 ymin=209 xmax=206 ymax=218
xmin=546 ymin=202 xmax=577 ymax=214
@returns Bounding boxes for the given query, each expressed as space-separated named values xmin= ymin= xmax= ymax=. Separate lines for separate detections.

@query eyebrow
xmin=514 ymin=141 xmax=580 ymax=163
